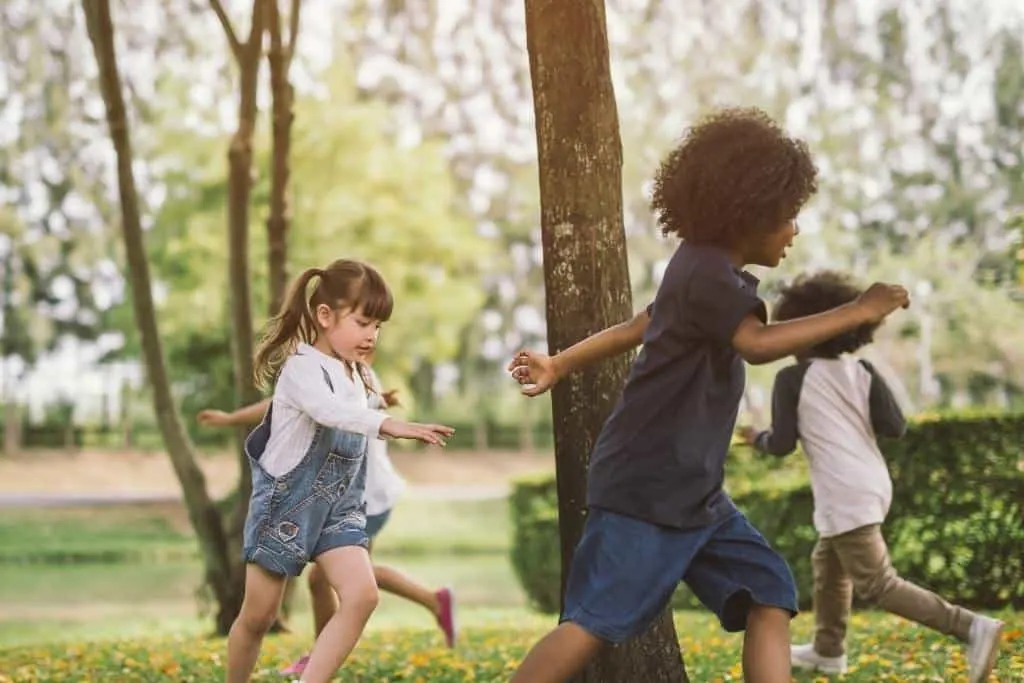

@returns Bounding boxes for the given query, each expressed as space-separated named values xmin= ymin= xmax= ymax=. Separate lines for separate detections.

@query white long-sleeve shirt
xmin=755 ymin=356 xmax=907 ymax=538
xmin=361 ymin=366 xmax=407 ymax=516
xmin=260 ymin=343 xmax=386 ymax=477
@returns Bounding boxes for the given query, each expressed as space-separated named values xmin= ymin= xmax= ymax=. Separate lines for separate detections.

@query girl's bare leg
xmin=299 ymin=546 xmax=379 ymax=683
xmin=226 ymin=564 xmax=288 ymax=683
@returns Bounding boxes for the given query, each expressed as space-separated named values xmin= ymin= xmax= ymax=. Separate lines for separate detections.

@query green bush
xmin=510 ymin=411 xmax=1024 ymax=613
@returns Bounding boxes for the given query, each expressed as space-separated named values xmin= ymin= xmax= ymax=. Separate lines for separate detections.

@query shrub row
xmin=511 ymin=412 xmax=1024 ymax=613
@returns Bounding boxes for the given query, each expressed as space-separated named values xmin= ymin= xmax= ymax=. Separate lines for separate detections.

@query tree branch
xmin=285 ymin=0 xmax=302 ymax=68
xmin=209 ymin=0 xmax=242 ymax=61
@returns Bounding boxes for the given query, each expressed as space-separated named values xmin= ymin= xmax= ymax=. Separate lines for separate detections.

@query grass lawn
xmin=0 ymin=608 xmax=1021 ymax=681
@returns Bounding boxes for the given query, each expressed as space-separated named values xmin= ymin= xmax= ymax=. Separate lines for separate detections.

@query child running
xmin=200 ymin=351 xmax=456 ymax=677
xmin=507 ymin=107 xmax=910 ymax=683
xmin=737 ymin=270 xmax=1003 ymax=682
xmin=225 ymin=259 xmax=453 ymax=683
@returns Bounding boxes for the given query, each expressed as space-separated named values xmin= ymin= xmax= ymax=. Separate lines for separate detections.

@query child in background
xmin=200 ymin=350 xmax=456 ymax=677
xmin=738 ymin=270 xmax=1003 ymax=682
xmin=225 ymin=259 xmax=453 ymax=683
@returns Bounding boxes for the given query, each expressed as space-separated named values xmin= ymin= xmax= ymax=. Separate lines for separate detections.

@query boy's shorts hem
xmin=560 ymin=608 xmax=631 ymax=645
xmin=717 ymin=587 xmax=799 ymax=633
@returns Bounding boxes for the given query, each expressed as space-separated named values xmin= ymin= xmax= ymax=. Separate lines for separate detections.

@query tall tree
xmin=265 ymin=0 xmax=300 ymax=315
xmin=81 ymin=0 xmax=245 ymax=634
xmin=523 ymin=1 xmax=687 ymax=681
xmin=208 ymin=0 xmax=265 ymax=541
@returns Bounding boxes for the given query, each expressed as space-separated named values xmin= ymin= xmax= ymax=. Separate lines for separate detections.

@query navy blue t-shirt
xmin=586 ymin=243 xmax=767 ymax=530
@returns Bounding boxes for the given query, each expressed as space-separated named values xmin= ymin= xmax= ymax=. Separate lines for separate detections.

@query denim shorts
xmin=365 ymin=509 xmax=392 ymax=539
xmin=242 ymin=406 xmax=370 ymax=577
xmin=561 ymin=508 xmax=798 ymax=644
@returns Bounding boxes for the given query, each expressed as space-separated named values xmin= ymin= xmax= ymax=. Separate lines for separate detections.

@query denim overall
xmin=242 ymin=404 xmax=370 ymax=576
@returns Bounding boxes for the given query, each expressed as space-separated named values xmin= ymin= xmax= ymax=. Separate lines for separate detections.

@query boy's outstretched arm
xmin=732 ymin=283 xmax=909 ymax=365
xmin=197 ymin=398 xmax=271 ymax=428
xmin=508 ymin=307 xmax=651 ymax=397
xmin=738 ymin=365 xmax=805 ymax=456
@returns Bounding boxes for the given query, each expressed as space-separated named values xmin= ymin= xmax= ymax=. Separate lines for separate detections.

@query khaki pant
xmin=812 ymin=524 xmax=975 ymax=657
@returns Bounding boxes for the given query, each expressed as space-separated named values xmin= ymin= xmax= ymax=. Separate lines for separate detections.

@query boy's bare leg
xmin=743 ymin=604 xmax=791 ymax=683
xmin=510 ymin=622 xmax=606 ymax=683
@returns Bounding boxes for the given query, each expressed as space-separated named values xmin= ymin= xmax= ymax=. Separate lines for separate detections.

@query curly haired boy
xmin=739 ymin=270 xmax=1003 ymax=682
xmin=509 ymin=108 xmax=910 ymax=683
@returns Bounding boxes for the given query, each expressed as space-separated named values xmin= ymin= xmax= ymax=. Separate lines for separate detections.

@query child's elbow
xmin=734 ymin=342 xmax=776 ymax=366
xmin=731 ymin=320 xmax=781 ymax=365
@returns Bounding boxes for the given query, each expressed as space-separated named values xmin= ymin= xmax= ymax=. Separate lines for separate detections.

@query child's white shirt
xmin=756 ymin=355 xmax=907 ymax=538
xmin=261 ymin=343 xmax=385 ymax=477
xmin=361 ymin=366 xmax=407 ymax=516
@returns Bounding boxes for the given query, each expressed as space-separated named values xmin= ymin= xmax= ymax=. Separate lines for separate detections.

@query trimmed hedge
xmin=510 ymin=412 xmax=1024 ymax=613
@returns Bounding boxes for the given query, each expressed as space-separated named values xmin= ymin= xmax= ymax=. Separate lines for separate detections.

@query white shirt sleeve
xmin=275 ymin=354 xmax=387 ymax=438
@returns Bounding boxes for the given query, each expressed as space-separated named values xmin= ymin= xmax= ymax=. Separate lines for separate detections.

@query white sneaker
xmin=790 ymin=642 xmax=848 ymax=674
xmin=967 ymin=615 xmax=1003 ymax=683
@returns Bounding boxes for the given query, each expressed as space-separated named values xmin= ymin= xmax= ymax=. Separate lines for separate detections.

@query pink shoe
xmin=279 ymin=654 xmax=309 ymax=676
xmin=435 ymin=587 xmax=457 ymax=648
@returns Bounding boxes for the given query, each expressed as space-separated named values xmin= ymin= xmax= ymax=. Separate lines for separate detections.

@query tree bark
xmin=265 ymin=0 xmax=299 ymax=316
xmin=81 ymin=0 xmax=243 ymax=634
xmin=210 ymin=0 xmax=265 ymax=571
xmin=524 ymin=1 xmax=688 ymax=681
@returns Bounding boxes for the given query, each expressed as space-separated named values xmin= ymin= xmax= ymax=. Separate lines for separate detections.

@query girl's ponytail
xmin=253 ymin=267 xmax=323 ymax=390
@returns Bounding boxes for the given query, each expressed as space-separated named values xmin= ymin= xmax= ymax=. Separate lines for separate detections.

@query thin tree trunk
xmin=524 ymin=1 xmax=688 ymax=680
xmin=265 ymin=0 xmax=300 ymax=316
xmin=82 ymin=0 xmax=242 ymax=634
xmin=210 ymin=0 xmax=265 ymax=571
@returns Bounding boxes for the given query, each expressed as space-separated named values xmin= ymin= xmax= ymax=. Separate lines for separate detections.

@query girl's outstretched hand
xmin=380 ymin=418 xmax=454 ymax=446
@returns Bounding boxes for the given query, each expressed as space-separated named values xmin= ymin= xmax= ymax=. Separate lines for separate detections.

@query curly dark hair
xmin=651 ymin=107 xmax=818 ymax=245
xmin=773 ymin=270 xmax=879 ymax=358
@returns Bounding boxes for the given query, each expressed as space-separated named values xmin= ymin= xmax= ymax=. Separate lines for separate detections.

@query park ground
xmin=0 ymin=449 xmax=1022 ymax=681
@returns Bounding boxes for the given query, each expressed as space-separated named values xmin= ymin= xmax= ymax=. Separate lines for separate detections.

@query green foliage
xmin=103 ymin=63 xmax=490 ymax=426
xmin=508 ymin=474 xmax=561 ymax=613
xmin=509 ymin=412 xmax=1024 ymax=614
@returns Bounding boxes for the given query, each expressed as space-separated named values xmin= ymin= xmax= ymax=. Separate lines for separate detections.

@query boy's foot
xmin=280 ymin=654 xmax=309 ymax=676
xmin=790 ymin=643 xmax=848 ymax=674
xmin=967 ymin=616 xmax=1003 ymax=683
xmin=435 ymin=587 xmax=457 ymax=648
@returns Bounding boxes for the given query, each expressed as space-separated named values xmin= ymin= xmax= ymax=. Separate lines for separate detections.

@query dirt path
xmin=0 ymin=448 xmax=552 ymax=498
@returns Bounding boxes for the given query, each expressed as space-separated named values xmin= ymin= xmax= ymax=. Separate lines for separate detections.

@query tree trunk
xmin=265 ymin=0 xmax=299 ymax=316
xmin=524 ymin=1 xmax=688 ymax=681
xmin=82 ymin=0 xmax=244 ymax=634
xmin=219 ymin=1 xmax=265 ymax=548
xmin=119 ymin=377 xmax=133 ymax=449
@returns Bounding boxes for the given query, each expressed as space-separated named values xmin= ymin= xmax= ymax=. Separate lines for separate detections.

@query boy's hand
xmin=508 ymin=350 xmax=559 ymax=397
xmin=197 ymin=409 xmax=233 ymax=428
xmin=855 ymin=283 xmax=911 ymax=323
xmin=382 ymin=389 xmax=401 ymax=408
xmin=737 ymin=426 xmax=759 ymax=446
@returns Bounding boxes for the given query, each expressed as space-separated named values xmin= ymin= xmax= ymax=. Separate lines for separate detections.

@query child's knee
xmin=307 ymin=563 xmax=329 ymax=591
xmin=237 ymin=602 xmax=279 ymax=636
xmin=345 ymin=581 xmax=380 ymax=616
